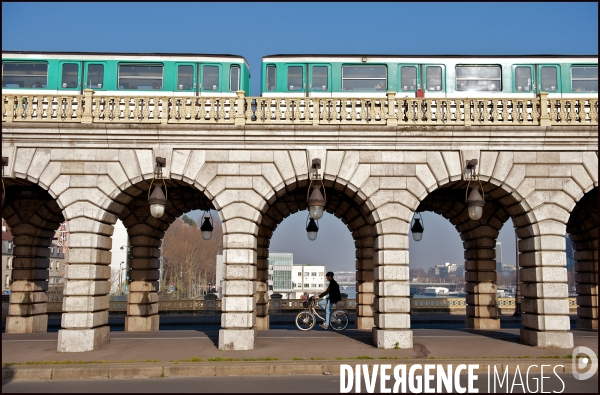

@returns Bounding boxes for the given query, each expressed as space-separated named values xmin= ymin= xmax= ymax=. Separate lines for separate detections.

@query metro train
xmin=261 ymin=54 xmax=598 ymax=99
xmin=1 ymin=51 xmax=598 ymax=99
xmin=1 ymin=51 xmax=251 ymax=97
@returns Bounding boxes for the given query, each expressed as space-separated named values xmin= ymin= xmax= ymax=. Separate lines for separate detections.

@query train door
xmin=83 ymin=62 xmax=106 ymax=93
xmin=537 ymin=64 xmax=561 ymax=97
xmin=398 ymin=64 xmax=419 ymax=97
xmin=174 ymin=63 xmax=196 ymax=95
xmin=199 ymin=64 xmax=222 ymax=96
xmin=58 ymin=61 xmax=82 ymax=94
xmin=512 ymin=65 xmax=535 ymax=97
xmin=309 ymin=64 xmax=331 ymax=97
xmin=422 ymin=64 xmax=445 ymax=98
xmin=285 ymin=64 xmax=306 ymax=97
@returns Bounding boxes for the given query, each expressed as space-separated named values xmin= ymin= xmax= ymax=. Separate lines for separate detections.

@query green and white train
xmin=1 ymin=52 xmax=597 ymax=99
xmin=261 ymin=54 xmax=598 ymax=99
xmin=1 ymin=51 xmax=251 ymax=97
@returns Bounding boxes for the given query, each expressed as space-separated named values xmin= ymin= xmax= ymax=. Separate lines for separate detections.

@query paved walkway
xmin=2 ymin=314 xmax=597 ymax=381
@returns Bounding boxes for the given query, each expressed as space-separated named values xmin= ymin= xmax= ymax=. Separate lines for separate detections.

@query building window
xmin=118 ymin=64 xmax=163 ymax=90
xmin=297 ymin=272 xmax=302 ymax=276
xmin=342 ymin=65 xmax=387 ymax=91
xmin=5 ymin=275 xmax=9 ymax=287
xmin=304 ymin=283 xmax=309 ymax=288
xmin=2 ymin=62 xmax=48 ymax=88
xmin=319 ymin=272 xmax=323 ymax=276
xmin=311 ymin=272 xmax=317 ymax=277
xmin=456 ymin=66 xmax=501 ymax=92
xmin=304 ymin=272 xmax=309 ymax=277
xmin=571 ymin=66 xmax=598 ymax=92
xmin=230 ymin=66 xmax=240 ymax=91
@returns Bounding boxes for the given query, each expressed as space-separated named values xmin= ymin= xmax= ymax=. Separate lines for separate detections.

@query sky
xmin=2 ymin=2 xmax=596 ymax=272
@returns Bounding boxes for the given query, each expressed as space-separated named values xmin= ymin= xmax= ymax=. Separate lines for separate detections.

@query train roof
xmin=263 ymin=54 xmax=598 ymax=60
xmin=2 ymin=50 xmax=250 ymax=67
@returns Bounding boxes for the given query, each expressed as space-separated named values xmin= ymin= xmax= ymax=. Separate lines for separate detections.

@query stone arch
xmin=567 ymin=187 xmax=598 ymax=329
xmin=2 ymin=177 xmax=64 ymax=333
xmin=417 ymin=181 xmax=518 ymax=329
xmin=104 ymin=174 xmax=217 ymax=332
xmin=412 ymin=151 xmax=597 ymax=348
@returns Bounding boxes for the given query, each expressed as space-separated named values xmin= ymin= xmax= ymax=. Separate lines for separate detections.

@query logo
xmin=572 ymin=346 xmax=598 ymax=380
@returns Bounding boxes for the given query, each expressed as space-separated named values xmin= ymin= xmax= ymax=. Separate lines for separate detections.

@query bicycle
xmin=295 ymin=296 xmax=349 ymax=331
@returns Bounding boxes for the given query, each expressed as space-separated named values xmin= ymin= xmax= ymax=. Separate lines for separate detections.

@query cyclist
xmin=318 ymin=272 xmax=341 ymax=329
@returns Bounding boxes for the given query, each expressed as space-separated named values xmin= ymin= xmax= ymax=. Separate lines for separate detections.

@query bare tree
xmin=161 ymin=215 xmax=223 ymax=299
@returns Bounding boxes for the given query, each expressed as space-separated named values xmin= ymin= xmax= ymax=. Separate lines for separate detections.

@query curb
xmin=2 ymin=359 xmax=574 ymax=381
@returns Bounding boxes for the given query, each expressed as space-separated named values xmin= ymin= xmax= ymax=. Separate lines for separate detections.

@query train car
xmin=261 ymin=55 xmax=598 ymax=99
xmin=1 ymin=51 xmax=251 ymax=97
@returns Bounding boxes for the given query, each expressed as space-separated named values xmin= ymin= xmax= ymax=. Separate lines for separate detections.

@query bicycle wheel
xmin=330 ymin=311 xmax=349 ymax=331
xmin=295 ymin=311 xmax=316 ymax=331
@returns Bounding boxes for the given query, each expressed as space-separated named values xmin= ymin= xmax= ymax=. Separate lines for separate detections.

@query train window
xmin=342 ymin=66 xmax=386 ymax=91
xmin=456 ymin=66 xmax=501 ymax=92
xmin=61 ymin=63 xmax=79 ymax=89
xmin=177 ymin=65 xmax=193 ymax=90
xmin=230 ymin=66 xmax=240 ymax=91
xmin=571 ymin=66 xmax=598 ymax=92
xmin=540 ymin=67 xmax=558 ymax=92
xmin=515 ymin=67 xmax=532 ymax=92
xmin=202 ymin=65 xmax=219 ymax=90
xmin=400 ymin=66 xmax=417 ymax=91
xmin=87 ymin=64 xmax=104 ymax=89
xmin=2 ymin=62 xmax=48 ymax=88
xmin=119 ymin=64 xmax=163 ymax=90
xmin=312 ymin=66 xmax=328 ymax=90
xmin=425 ymin=66 xmax=442 ymax=91
xmin=266 ymin=65 xmax=276 ymax=91
xmin=287 ymin=66 xmax=303 ymax=90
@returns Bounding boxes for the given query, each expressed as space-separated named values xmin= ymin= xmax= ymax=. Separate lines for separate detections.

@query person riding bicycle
xmin=318 ymin=272 xmax=341 ymax=329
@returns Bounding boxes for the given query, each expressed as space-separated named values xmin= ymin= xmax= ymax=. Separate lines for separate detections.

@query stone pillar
xmin=354 ymin=226 xmax=375 ymax=330
xmin=270 ymin=293 xmax=282 ymax=315
xmin=567 ymin=196 xmax=598 ymax=330
xmin=6 ymin=225 xmax=53 ymax=333
xmin=255 ymin=236 xmax=270 ymax=330
xmin=219 ymin=225 xmax=257 ymax=351
xmin=520 ymin=232 xmax=574 ymax=348
xmin=372 ymin=231 xmax=413 ymax=349
xmin=58 ymin=217 xmax=112 ymax=352
xmin=463 ymin=227 xmax=500 ymax=329
xmin=125 ymin=235 xmax=160 ymax=332
xmin=356 ymin=242 xmax=375 ymax=330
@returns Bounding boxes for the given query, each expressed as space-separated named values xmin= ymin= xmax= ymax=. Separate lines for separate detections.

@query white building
xmin=290 ymin=264 xmax=326 ymax=299
xmin=109 ymin=220 xmax=130 ymax=295
xmin=262 ymin=252 xmax=326 ymax=299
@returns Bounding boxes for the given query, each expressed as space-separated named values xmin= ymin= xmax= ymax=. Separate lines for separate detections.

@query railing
xmin=2 ymin=91 xmax=597 ymax=126
xmin=42 ymin=297 xmax=578 ymax=314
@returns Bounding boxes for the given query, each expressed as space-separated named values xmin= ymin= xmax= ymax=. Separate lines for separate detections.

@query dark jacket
xmin=319 ymin=278 xmax=341 ymax=304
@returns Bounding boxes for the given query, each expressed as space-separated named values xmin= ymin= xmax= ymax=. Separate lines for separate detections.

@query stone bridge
xmin=1 ymin=92 xmax=598 ymax=352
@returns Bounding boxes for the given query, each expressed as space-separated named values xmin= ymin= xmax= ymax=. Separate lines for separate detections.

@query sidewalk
xmin=2 ymin=314 xmax=597 ymax=381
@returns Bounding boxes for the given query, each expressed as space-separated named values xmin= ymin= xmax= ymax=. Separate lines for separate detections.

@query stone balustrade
xmin=2 ymin=91 xmax=597 ymax=126
xmin=40 ymin=297 xmax=577 ymax=314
